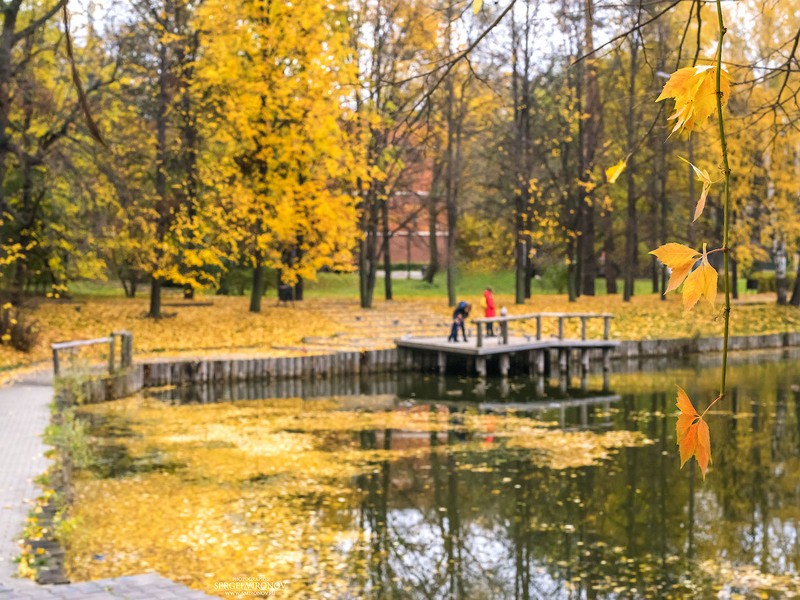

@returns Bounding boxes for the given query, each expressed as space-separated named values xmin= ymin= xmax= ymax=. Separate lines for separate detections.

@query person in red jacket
xmin=482 ymin=287 xmax=496 ymax=337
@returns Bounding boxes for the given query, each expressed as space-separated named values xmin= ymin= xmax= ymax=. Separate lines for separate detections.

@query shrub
xmin=747 ymin=270 xmax=796 ymax=294
xmin=0 ymin=303 xmax=38 ymax=352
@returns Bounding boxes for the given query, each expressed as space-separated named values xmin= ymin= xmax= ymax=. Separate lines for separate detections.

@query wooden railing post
xmin=108 ymin=333 xmax=116 ymax=374
xmin=536 ymin=316 xmax=542 ymax=340
xmin=558 ymin=317 xmax=564 ymax=340
xmin=477 ymin=322 xmax=483 ymax=348
xmin=126 ymin=332 xmax=133 ymax=367
xmin=603 ymin=316 xmax=611 ymax=340
xmin=501 ymin=321 xmax=509 ymax=345
xmin=52 ymin=348 xmax=60 ymax=376
xmin=580 ymin=317 xmax=587 ymax=341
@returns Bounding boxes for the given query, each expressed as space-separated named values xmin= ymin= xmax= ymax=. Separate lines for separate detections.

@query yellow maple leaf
xmin=473 ymin=0 xmax=483 ymax=13
xmin=656 ymin=65 xmax=730 ymax=135
xmin=649 ymin=242 xmax=699 ymax=293
xmin=675 ymin=386 xmax=711 ymax=479
xmin=682 ymin=243 xmax=718 ymax=311
xmin=678 ymin=156 xmax=716 ymax=221
xmin=605 ymin=159 xmax=626 ymax=184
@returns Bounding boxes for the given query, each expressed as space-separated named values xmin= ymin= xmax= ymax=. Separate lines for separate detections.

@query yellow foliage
xmin=677 ymin=156 xmax=717 ymax=221
xmin=605 ymin=159 xmax=627 ymax=184
xmin=656 ymin=65 xmax=730 ymax=135
xmin=681 ymin=246 xmax=718 ymax=312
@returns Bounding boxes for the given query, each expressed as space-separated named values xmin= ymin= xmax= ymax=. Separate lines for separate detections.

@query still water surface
xmin=76 ymin=350 xmax=800 ymax=598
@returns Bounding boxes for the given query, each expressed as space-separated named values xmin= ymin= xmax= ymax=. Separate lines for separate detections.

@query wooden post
xmin=558 ymin=348 xmax=568 ymax=374
xmin=477 ymin=322 xmax=483 ymax=348
xmin=499 ymin=354 xmax=510 ymax=377
xmin=602 ymin=347 xmax=611 ymax=372
xmin=535 ymin=349 xmax=545 ymax=375
xmin=580 ymin=317 xmax=587 ymax=340
xmin=437 ymin=352 xmax=447 ymax=376
xmin=536 ymin=316 xmax=542 ymax=340
xmin=108 ymin=334 xmax=116 ymax=374
xmin=604 ymin=316 xmax=611 ymax=340
xmin=52 ymin=348 xmax=60 ymax=376
xmin=476 ymin=357 xmax=487 ymax=377
xmin=558 ymin=317 xmax=564 ymax=340
xmin=501 ymin=321 xmax=509 ymax=345
xmin=580 ymin=348 xmax=590 ymax=373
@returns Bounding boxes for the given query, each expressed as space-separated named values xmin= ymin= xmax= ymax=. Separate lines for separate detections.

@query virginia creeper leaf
xmin=649 ymin=243 xmax=699 ymax=293
xmin=682 ymin=243 xmax=718 ymax=311
xmin=656 ymin=65 xmax=730 ymax=135
xmin=675 ymin=386 xmax=711 ymax=479
xmin=678 ymin=156 xmax=715 ymax=221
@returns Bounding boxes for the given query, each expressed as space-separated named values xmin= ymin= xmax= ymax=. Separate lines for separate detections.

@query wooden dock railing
xmin=471 ymin=312 xmax=613 ymax=348
xmin=52 ymin=331 xmax=133 ymax=376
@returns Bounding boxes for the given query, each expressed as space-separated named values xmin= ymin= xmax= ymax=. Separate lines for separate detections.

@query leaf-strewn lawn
xmin=1 ymin=274 xmax=797 ymax=379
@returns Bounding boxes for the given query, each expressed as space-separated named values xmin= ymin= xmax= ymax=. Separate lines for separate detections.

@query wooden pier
xmin=396 ymin=312 xmax=619 ymax=377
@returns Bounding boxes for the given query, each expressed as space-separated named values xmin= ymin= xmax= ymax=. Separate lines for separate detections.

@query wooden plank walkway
xmin=396 ymin=312 xmax=619 ymax=377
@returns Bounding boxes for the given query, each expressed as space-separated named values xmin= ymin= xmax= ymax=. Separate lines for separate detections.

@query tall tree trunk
xmin=444 ymin=0 xmax=457 ymax=307
xmin=381 ymin=196 xmax=392 ymax=300
xmin=604 ymin=213 xmax=618 ymax=294
xmin=775 ymin=239 xmax=788 ymax=305
xmin=511 ymin=8 xmax=532 ymax=305
xmin=0 ymin=12 xmax=14 ymax=222
xmin=623 ymin=39 xmax=639 ymax=301
xmin=579 ymin=0 xmax=600 ymax=296
xmin=358 ymin=172 xmax=380 ymax=309
xmin=149 ymin=40 xmax=170 ymax=319
xmin=424 ymin=190 xmax=439 ymax=284
xmin=294 ymin=277 xmax=304 ymax=301
xmin=790 ymin=255 xmax=800 ymax=306
xmin=250 ymin=262 xmax=264 ymax=313
xmin=149 ymin=277 xmax=162 ymax=318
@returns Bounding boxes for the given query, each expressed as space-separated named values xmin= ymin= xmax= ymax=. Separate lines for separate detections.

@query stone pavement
xmin=0 ymin=373 xmax=216 ymax=599
xmin=0 ymin=374 xmax=53 ymax=588
xmin=0 ymin=573 xmax=213 ymax=598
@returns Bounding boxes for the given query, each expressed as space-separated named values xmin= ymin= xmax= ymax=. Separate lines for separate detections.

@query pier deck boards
xmin=396 ymin=336 xmax=619 ymax=356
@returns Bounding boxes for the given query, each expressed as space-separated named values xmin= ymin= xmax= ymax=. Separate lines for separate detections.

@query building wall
xmin=377 ymin=231 xmax=449 ymax=266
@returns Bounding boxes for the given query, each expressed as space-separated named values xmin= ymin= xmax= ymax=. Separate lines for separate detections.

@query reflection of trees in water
xmin=337 ymin=360 xmax=800 ymax=598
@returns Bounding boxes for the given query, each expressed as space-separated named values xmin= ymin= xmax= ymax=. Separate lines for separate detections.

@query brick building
xmin=377 ymin=159 xmax=448 ymax=269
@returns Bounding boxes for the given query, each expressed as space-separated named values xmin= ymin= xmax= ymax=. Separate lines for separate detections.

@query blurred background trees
xmin=2 ymin=0 xmax=800 ymax=314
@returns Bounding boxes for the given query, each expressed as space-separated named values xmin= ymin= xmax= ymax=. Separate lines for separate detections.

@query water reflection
xmin=335 ymin=354 xmax=800 ymax=598
xmin=83 ymin=350 xmax=800 ymax=598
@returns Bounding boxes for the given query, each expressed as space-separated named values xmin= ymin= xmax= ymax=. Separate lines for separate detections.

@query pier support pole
xmin=580 ymin=348 xmax=590 ymax=374
xmin=558 ymin=348 xmax=568 ymax=376
xmin=602 ymin=348 xmax=611 ymax=372
xmin=499 ymin=354 xmax=510 ymax=377
xmin=437 ymin=352 xmax=447 ymax=376
xmin=535 ymin=350 xmax=545 ymax=376
xmin=475 ymin=357 xmax=487 ymax=378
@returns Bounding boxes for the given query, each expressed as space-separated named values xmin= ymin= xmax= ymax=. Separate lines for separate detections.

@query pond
xmin=67 ymin=350 xmax=800 ymax=599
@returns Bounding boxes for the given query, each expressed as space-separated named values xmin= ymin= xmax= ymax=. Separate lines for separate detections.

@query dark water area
xmin=90 ymin=349 xmax=800 ymax=598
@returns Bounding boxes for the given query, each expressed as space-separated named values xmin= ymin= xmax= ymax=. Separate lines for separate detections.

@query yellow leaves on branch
xmin=605 ymin=159 xmax=627 ymax=184
xmin=683 ymin=245 xmax=718 ymax=311
xmin=676 ymin=386 xmax=711 ymax=479
xmin=656 ymin=65 xmax=730 ymax=135
xmin=473 ymin=0 xmax=483 ymax=13
xmin=649 ymin=242 xmax=718 ymax=311
xmin=678 ymin=156 xmax=718 ymax=221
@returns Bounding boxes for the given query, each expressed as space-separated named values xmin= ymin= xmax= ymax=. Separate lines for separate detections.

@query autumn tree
xmin=197 ymin=0 xmax=361 ymax=313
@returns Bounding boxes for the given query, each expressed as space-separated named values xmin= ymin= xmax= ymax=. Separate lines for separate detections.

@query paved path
xmin=0 ymin=373 xmax=53 ymax=591
xmin=0 ymin=373 xmax=215 ymax=599
xmin=0 ymin=573 xmax=213 ymax=598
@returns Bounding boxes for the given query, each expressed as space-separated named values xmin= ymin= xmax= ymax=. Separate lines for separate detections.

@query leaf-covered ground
xmin=2 ymin=291 xmax=798 ymax=380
